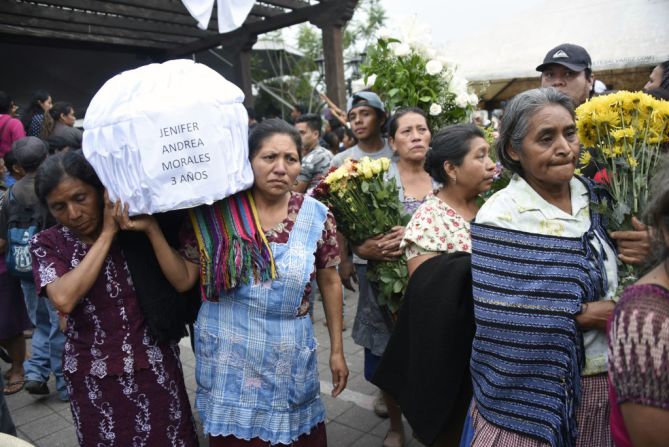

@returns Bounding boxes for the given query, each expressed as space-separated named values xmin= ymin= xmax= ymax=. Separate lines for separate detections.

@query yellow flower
xmin=371 ymin=159 xmax=382 ymax=174
xmin=578 ymin=150 xmax=592 ymax=166
xmin=380 ymin=157 xmax=391 ymax=171
xmin=361 ymin=165 xmax=373 ymax=179
xmin=627 ymin=156 xmax=638 ymax=168
xmin=611 ymin=127 xmax=635 ymax=141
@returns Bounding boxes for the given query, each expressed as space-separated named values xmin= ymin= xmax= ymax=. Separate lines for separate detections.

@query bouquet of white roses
xmin=359 ymin=17 xmax=477 ymax=129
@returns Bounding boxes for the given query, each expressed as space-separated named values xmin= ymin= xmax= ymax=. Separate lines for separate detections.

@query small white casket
xmin=83 ymin=59 xmax=253 ymax=215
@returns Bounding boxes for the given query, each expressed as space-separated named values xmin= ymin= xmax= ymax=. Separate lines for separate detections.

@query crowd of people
xmin=0 ymin=43 xmax=667 ymax=447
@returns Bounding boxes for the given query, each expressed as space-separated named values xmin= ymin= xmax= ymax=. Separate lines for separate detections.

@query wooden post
xmin=319 ymin=24 xmax=346 ymax=111
xmin=233 ymin=35 xmax=257 ymax=107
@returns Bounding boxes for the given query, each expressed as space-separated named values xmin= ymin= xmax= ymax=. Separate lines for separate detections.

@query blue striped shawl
xmin=470 ymin=179 xmax=613 ymax=447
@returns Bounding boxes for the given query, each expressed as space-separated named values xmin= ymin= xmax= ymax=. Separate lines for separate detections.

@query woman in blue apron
xmin=116 ymin=118 xmax=348 ymax=446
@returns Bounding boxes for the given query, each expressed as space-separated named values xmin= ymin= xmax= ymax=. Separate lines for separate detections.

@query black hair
xmin=387 ymin=107 xmax=429 ymax=139
xmin=49 ymin=101 xmax=73 ymax=122
xmin=321 ymin=131 xmax=339 ymax=153
xmin=328 ymin=118 xmax=343 ymax=131
xmin=3 ymin=151 xmax=18 ymax=175
xmin=295 ymin=113 xmax=322 ymax=136
xmin=21 ymin=89 xmax=50 ymax=132
xmin=424 ymin=124 xmax=484 ymax=185
xmin=658 ymin=60 xmax=669 ymax=90
xmin=248 ymin=118 xmax=302 ymax=162
xmin=35 ymin=150 xmax=104 ymax=207
xmin=334 ymin=126 xmax=357 ymax=149
xmin=496 ymin=88 xmax=574 ymax=177
xmin=293 ymin=103 xmax=307 ymax=114
xmin=46 ymin=135 xmax=79 ymax=154
xmin=0 ymin=91 xmax=12 ymax=115
xmin=645 ymin=88 xmax=669 ymax=101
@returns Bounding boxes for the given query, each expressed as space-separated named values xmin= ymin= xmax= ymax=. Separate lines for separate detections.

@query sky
xmin=379 ymin=0 xmax=528 ymax=44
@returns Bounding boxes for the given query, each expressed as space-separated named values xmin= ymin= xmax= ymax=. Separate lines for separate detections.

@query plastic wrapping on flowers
xmin=312 ymin=157 xmax=411 ymax=313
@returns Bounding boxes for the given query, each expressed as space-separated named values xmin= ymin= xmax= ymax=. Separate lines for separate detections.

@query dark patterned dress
xmin=30 ymin=225 xmax=198 ymax=447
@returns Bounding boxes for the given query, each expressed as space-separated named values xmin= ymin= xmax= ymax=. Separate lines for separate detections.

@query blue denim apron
xmin=194 ymin=195 xmax=327 ymax=444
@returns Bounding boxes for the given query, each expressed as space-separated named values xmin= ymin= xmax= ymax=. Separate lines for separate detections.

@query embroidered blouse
xmin=30 ymin=225 xmax=157 ymax=378
xmin=475 ymin=174 xmax=618 ymax=375
xmin=401 ymin=193 xmax=471 ymax=260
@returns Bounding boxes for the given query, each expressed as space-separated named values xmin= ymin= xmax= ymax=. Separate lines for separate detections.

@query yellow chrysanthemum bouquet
xmin=576 ymin=91 xmax=669 ymax=283
xmin=577 ymin=91 xmax=669 ymax=227
xmin=313 ymin=157 xmax=410 ymax=313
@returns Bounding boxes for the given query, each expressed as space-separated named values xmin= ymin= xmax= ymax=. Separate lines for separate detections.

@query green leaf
xmin=419 ymin=96 xmax=433 ymax=103
xmin=361 ymin=181 xmax=369 ymax=193
xmin=393 ymin=280 xmax=403 ymax=294
xmin=388 ymin=88 xmax=400 ymax=98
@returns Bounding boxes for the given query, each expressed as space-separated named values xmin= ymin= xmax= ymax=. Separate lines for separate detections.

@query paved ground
xmin=2 ymin=290 xmax=424 ymax=446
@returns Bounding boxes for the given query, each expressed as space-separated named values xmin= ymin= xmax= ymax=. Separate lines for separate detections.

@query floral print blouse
xmin=401 ymin=193 xmax=472 ymax=260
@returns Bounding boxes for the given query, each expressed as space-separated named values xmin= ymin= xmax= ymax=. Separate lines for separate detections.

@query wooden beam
xmin=250 ymin=4 xmax=284 ymax=18
xmin=169 ymin=1 xmax=349 ymax=57
xmin=0 ymin=2 xmax=209 ymax=41
xmin=35 ymin=0 xmax=211 ymax=36
xmin=0 ymin=12 xmax=193 ymax=45
xmin=260 ymin=0 xmax=309 ymax=9
xmin=0 ymin=23 xmax=172 ymax=48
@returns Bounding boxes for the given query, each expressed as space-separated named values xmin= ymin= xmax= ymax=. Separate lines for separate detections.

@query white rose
xmin=393 ymin=43 xmax=411 ymax=57
xmin=366 ymin=74 xmax=377 ymax=86
xmin=425 ymin=59 xmax=443 ymax=76
xmin=455 ymin=93 xmax=469 ymax=108
xmin=350 ymin=79 xmax=366 ymax=94
xmin=468 ymin=93 xmax=479 ymax=106
xmin=429 ymin=103 xmax=442 ymax=116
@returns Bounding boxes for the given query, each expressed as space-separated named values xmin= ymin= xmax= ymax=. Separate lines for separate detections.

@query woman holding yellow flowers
xmin=351 ymin=107 xmax=436 ymax=447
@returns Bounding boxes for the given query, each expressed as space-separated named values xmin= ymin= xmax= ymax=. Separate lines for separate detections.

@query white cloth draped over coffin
xmin=83 ymin=59 xmax=253 ymax=215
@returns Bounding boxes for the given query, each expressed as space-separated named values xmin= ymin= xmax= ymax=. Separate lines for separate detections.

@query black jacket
xmin=372 ymin=252 xmax=475 ymax=445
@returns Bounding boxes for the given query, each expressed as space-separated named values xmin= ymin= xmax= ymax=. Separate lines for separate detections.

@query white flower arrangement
xmin=360 ymin=16 xmax=477 ymax=128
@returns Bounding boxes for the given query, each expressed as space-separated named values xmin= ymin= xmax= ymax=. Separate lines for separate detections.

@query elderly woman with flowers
xmin=469 ymin=88 xmax=618 ymax=447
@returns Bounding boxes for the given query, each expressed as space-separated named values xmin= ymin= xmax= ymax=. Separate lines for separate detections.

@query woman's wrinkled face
xmin=390 ymin=113 xmax=431 ymax=163
xmin=509 ymin=104 xmax=579 ymax=191
xmin=46 ymin=176 xmax=101 ymax=243
xmin=251 ymin=133 xmax=301 ymax=199
xmin=449 ymin=136 xmax=496 ymax=195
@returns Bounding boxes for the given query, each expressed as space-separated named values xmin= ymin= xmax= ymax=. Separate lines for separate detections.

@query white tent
xmin=438 ymin=0 xmax=669 ymax=101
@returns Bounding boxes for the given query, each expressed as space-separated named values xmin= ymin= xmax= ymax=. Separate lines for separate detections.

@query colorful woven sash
xmin=189 ymin=191 xmax=276 ymax=301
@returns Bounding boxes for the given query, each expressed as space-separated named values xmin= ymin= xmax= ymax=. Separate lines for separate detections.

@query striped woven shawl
xmin=189 ymin=191 xmax=276 ymax=302
xmin=470 ymin=181 xmax=612 ymax=447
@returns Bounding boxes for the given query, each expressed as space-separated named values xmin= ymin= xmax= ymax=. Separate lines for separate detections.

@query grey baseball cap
xmin=536 ymin=43 xmax=592 ymax=72
xmin=346 ymin=91 xmax=386 ymax=115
